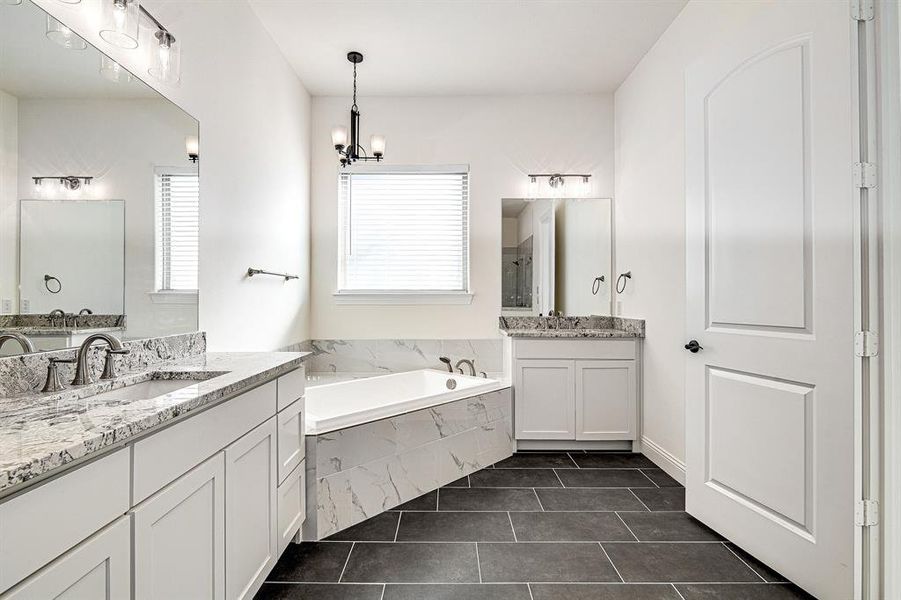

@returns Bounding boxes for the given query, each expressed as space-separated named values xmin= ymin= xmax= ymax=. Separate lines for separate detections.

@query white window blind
xmin=155 ymin=169 xmax=199 ymax=291
xmin=338 ymin=168 xmax=469 ymax=293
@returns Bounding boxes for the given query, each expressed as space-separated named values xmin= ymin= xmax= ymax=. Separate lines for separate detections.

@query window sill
xmin=333 ymin=291 xmax=474 ymax=305
xmin=148 ymin=291 xmax=199 ymax=305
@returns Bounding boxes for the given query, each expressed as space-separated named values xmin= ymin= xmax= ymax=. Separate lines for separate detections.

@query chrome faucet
xmin=439 ymin=356 xmax=453 ymax=373
xmin=72 ymin=333 xmax=127 ymax=386
xmin=455 ymin=359 xmax=476 ymax=377
xmin=0 ymin=332 xmax=35 ymax=354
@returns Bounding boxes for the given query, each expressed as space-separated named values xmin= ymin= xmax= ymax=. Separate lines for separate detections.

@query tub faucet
xmin=439 ymin=356 xmax=453 ymax=373
xmin=455 ymin=359 xmax=476 ymax=377
xmin=0 ymin=332 xmax=35 ymax=354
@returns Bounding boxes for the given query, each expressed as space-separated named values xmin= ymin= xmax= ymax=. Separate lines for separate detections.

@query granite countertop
xmin=1 ymin=326 xmax=125 ymax=336
xmin=499 ymin=315 xmax=645 ymax=339
xmin=0 ymin=350 xmax=309 ymax=497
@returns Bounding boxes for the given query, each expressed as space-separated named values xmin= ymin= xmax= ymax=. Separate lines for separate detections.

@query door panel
xmin=685 ymin=3 xmax=853 ymax=599
xmin=575 ymin=360 xmax=636 ymax=440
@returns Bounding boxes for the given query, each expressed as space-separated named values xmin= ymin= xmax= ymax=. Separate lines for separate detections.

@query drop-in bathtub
xmin=302 ymin=369 xmax=513 ymax=540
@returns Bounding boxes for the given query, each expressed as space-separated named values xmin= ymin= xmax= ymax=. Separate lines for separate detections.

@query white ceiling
xmin=248 ymin=0 xmax=687 ymax=97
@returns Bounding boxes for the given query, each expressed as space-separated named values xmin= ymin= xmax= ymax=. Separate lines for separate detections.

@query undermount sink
xmin=87 ymin=371 xmax=228 ymax=402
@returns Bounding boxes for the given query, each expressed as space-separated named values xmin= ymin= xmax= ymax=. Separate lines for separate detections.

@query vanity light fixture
xmin=33 ymin=176 xmax=93 ymax=192
xmin=46 ymin=15 xmax=87 ymax=49
xmin=526 ymin=173 xmax=592 ymax=197
xmin=99 ymin=55 xmax=132 ymax=83
xmin=185 ymin=135 xmax=199 ymax=163
xmin=99 ymin=0 xmax=140 ymax=49
xmin=332 ymin=51 xmax=386 ymax=167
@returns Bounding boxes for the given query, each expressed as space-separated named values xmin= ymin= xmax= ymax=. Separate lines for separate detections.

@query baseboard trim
xmin=639 ymin=436 xmax=686 ymax=485
xmin=516 ymin=440 xmax=633 ymax=451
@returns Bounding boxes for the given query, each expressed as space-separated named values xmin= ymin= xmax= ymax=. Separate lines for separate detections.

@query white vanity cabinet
xmin=511 ymin=338 xmax=639 ymax=442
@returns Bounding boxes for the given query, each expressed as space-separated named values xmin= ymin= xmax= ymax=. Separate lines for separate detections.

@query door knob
xmin=684 ymin=340 xmax=703 ymax=353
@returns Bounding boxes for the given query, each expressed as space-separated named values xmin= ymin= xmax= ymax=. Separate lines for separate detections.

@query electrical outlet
xmin=1 ymin=299 xmax=10 ymax=314
xmin=21 ymin=299 xmax=30 ymax=313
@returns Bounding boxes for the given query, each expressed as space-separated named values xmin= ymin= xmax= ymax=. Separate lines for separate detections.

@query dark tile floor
xmin=255 ymin=452 xmax=813 ymax=600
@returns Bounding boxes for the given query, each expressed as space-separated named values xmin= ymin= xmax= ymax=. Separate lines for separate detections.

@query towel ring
xmin=591 ymin=275 xmax=605 ymax=295
xmin=615 ymin=271 xmax=632 ymax=294
xmin=44 ymin=274 xmax=62 ymax=294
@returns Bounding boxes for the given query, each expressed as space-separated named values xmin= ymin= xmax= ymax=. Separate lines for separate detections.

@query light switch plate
xmin=21 ymin=299 xmax=30 ymax=313
xmin=1 ymin=299 xmax=10 ymax=314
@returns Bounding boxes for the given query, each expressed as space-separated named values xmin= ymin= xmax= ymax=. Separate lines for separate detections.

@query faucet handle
xmin=101 ymin=348 xmax=130 ymax=380
xmin=42 ymin=357 xmax=76 ymax=393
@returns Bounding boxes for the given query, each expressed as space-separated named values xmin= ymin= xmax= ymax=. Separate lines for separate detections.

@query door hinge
xmin=851 ymin=0 xmax=875 ymax=21
xmin=855 ymin=330 xmax=879 ymax=357
xmin=855 ymin=499 xmax=879 ymax=527
xmin=852 ymin=162 xmax=878 ymax=188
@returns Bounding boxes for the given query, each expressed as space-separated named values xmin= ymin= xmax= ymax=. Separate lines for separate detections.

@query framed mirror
xmin=0 ymin=0 xmax=199 ymax=355
xmin=501 ymin=197 xmax=612 ymax=317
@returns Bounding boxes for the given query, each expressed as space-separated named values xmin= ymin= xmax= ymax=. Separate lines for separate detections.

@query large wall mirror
xmin=501 ymin=197 xmax=612 ymax=317
xmin=0 ymin=0 xmax=199 ymax=355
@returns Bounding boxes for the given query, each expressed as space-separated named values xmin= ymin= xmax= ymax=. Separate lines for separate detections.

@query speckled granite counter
xmin=499 ymin=315 xmax=645 ymax=338
xmin=0 ymin=326 xmax=124 ymax=336
xmin=0 ymin=350 xmax=309 ymax=497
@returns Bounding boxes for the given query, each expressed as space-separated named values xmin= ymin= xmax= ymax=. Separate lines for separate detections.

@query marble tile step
xmin=630 ymin=488 xmax=685 ymax=511
xmin=603 ymin=542 xmax=761 ymax=583
xmin=340 ymin=542 xmax=480 ymax=583
xmin=396 ymin=511 xmax=515 ymax=542
xmin=478 ymin=542 xmax=620 ymax=583
xmin=535 ymin=488 xmax=647 ymax=512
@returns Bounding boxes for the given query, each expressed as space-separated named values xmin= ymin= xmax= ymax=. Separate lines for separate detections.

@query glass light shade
xmin=46 ymin=15 xmax=87 ymax=50
xmin=370 ymin=134 xmax=386 ymax=157
xmin=99 ymin=55 xmax=132 ymax=82
xmin=4 ymin=0 xmax=24 ymax=5
xmin=148 ymin=31 xmax=180 ymax=85
xmin=185 ymin=135 xmax=199 ymax=161
xmin=331 ymin=126 xmax=348 ymax=148
xmin=99 ymin=0 xmax=139 ymax=49
xmin=56 ymin=0 xmax=82 ymax=4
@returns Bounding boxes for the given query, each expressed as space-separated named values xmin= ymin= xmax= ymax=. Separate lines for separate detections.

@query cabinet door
xmin=0 ymin=517 xmax=130 ymax=600
xmin=225 ymin=418 xmax=278 ymax=600
xmin=514 ymin=359 xmax=575 ymax=439
xmin=133 ymin=453 xmax=225 ymax=600
xmin=575 ymin=360 xmax=637 ymax=440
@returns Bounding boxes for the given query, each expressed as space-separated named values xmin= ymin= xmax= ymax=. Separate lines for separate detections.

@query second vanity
xmin=501 ymin=316 xmax=644 ymax=449
xmin=0 ymin=332 xmax=309 ymax=600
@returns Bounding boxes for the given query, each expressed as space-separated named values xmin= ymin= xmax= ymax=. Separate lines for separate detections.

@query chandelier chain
xmin=352 ymin=62 xmax=358 ymax=110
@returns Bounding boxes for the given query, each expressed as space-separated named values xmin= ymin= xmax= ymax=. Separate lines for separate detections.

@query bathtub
xmin=304 ymin=369 xmax=504 ymax=434
xmin=302 ymin=369 xmax=513 ymax=540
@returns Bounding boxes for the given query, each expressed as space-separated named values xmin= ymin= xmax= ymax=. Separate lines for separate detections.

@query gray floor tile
xmin=603 ymin=542 xmax=760 ymax=583
xmin=326 ymin=512 xmax=400 ymax=542
xmin=397 ymin=511 xmax=515 ymax=542
xmin=443 ymin=476 xmax=470 ymax=488
xmin=439 ymin=487 xmax=542 ymax=511
xmin=266 ymin=542 xmax=353 ymax=582
xmin=536 ymin=488 xmax=646 ymax=511
xmin=383 ymin=583 xmax=531 ymax=600
xmin=509 ymin=512 xmax=634 ymax=542
xmin=571 ymin=453 xmax=658 ymax=469
xmin=478 ymin=542 xmax=620 ymax=583
xmin=530 ymin=583 xmax=682 ymax=600
xmin=676 ymin=583 xmax=815 ymax=599
xmin=557 ymin=469 xmax=656 ymax=488
xmin=494 ymin=453 xmax=578 ymax=469
xmin=341 ymin=542 xmax=479 ymax=583
xmin=641 ymin=469 xmax=682 ymax=488
xmin=617 ymin=512 xmax=724 ymax=542
xmin=254 ymin=583 xmax=384 ymax=600
xmin=724 ymin=544 xmax=789 ymax=583
xmin=470 ymin=468 xmax=562 ymax=488
xmin=630 ymin=488 xmax=685 ymax=511
xmin=390 ymin=491 xmax=437 ymax=511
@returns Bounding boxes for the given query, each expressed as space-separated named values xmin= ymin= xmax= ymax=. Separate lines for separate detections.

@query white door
xmin=575 ymin=360 xmax=636 ymax=441
xmin=514 ymin=359 xmax=574 ymax=439
xmin=685 ymin=3 xmax=853 ymax=599
xmin=225 ymin=418 xmax=278 ymax=600
xmin=133 ymin=453 xmax=226 ymax=600
xmin=0 ymin=517 xmax=130 ymax=600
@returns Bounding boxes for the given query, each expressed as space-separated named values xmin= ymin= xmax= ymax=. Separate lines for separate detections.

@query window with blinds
xmin=338 ymin=168 xmax=470 ymax=294
xmin=155 ymin=168 xmax=199 ymax=292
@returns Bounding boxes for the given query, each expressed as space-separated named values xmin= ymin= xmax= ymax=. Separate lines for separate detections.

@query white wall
xmin=614 ymin=0 xmax=773 ymax=466
xmin=556 ymin=198 xmax=612 ymax=316
xmin=311 ymin=94 xmax=614 ymax=339
xmin=32 ymin=0 xmax=312 ymax=351
xmin=0 ymin=90 xmax=16 ymax=313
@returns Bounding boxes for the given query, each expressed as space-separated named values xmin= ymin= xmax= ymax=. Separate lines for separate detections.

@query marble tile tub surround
xmin=0 ymin=341 xmax=309 ymax=495
xmin=304 ymin=387 xmax=514 ymax=540
xmin=0 ymin=331 xmax=206 ymax=397
xmin=296 ymin=339 xmax=505 ymax=375
xmin=499 ymin=315 xmax=645 ymax=338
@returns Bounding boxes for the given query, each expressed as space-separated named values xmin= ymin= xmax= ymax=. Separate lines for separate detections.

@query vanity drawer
xmin=132 ymin=380 xmax=277 ymax=504
xmin=514 ymin=338 xmax=637 ymax=360
xmin=276 ymin=460 xmax=306 ymax=556
xmin=0 ymin=448 xmax=130 ymax=593
xmin=277 ymin=398 xmax=305 ymax=484
xmin=277 ymin=367 xmax=305 ymax=412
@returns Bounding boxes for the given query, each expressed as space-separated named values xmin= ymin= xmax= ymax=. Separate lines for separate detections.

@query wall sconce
xmin=185 ymin=135 xmax=199 ymax=163
xmin=527 ymin=173 xmax=592 ymax=198
xmin=99 ymin=0 xmax=140 ymax=49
